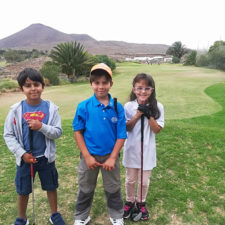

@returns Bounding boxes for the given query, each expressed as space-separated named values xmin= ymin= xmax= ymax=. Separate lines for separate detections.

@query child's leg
xmin=15 ymin=161 xmax=33 ymax=219
xmin=101 ymin=156 xmax=123 ymax=219
xmin=37 ymin=157 xmax=59 ymax=215
xmin=75 ymin=155 xmax=99 ymax=220
xmin=18 ymin=194 xmax=29 ymax=219
xmin=137 ymin=170 xmax=151 ymax=202
xmin=47 ymin=190 xmax=57 ymax=214
xmin=125 ymin=168 xmax=139 ymax=203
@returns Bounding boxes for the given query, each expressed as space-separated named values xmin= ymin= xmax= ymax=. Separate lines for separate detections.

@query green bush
xmin=208 ymin=46 xmax=225 ymax=70
xmin=183 ymin=51 xmax=197 ymax=66
xmin=3 ymin=49 xmax=47 ymax=63
xmin=196 ymin=54 xmax=209 ymax=67
xmin=4 ymin=50 xmax=25 ymax=63
xmin=95 ymin=55 xmax=116 ymax=70
xmin=172 ymin=56 xmax=180 ymax=63
xmin=0 ymin=79 xmax=18 ymax=92
xmin=40 ymin=62 xmax=60 ymax=85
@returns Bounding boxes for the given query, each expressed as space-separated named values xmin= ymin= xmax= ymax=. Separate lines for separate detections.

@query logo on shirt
xmin=23 ymin=111 xmax=46 ymax=121
xmin=111 ymin=117 xmax=118 ymax=123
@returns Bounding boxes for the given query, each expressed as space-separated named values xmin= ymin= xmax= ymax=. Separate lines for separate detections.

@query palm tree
xmin=50 ymin=41 xmax=88 ymax=82
xmin=166 ymin=41 xmax=188 ymax=62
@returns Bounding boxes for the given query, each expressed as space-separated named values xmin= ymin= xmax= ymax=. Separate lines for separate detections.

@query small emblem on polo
xmin=111 ymin=117 xmax=118 ymax=123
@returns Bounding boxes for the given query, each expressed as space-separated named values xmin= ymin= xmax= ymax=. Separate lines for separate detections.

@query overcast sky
xmin=1 ymin=0 xmax=224 ymax=50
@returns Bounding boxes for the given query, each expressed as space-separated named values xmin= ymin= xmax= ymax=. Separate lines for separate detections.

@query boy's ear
xmin=110 ymin=81 xmax=113 ymax=87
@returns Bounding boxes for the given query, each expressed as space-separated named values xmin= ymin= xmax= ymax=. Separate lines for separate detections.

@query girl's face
xmin=133 ymin=80 xmax=154 ymax=104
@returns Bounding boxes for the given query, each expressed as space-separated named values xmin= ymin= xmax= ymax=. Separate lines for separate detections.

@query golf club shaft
xmin=140 ymin=114 xmax=144 ymax=205
xmin=31 ymin=162 xmax=35 ymax=225
xmin=29 ymin=129 xmax=36 ymax=225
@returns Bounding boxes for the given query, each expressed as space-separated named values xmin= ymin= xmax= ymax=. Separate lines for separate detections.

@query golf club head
xmin=130 ymin=205 xmax=142 ymax=222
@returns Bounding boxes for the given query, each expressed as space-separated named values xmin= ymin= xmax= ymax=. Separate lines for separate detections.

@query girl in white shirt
xmin=123 ymin=73 xmax=164 ymax=221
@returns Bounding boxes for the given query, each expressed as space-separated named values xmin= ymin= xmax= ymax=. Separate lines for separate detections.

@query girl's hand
xmin=135 ymin=110 xmax=143 ymax=118
xmin=102 ymin=157 xmax=116 ymax=171
xmin=26 ymin=119 xmax=42 ymax=130
xmin=22 ymin=152 xmax=37 ymax=164
xmin=85 ymin=155 xmax=102 ymax=170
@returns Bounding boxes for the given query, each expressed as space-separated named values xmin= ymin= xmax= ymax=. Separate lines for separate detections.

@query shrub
xmin=196 ymin=53 xmax=210 ymax=67
xmin=95 ymin=55 xmax=116 ymax=70
xmin=183 ymin=51 xmax=197 ymax=66
xmin=0 ymin=79 xmax=18 ymax=92
xmin=40 ymin=62 xmax=60 ymax=85
xmin=208 ymin=46 xmax=225 ymax=70
xmin=4 ymin=50 xmax=25 ymax=63
xmin=172 ymin=56 xmax=180 ymax=63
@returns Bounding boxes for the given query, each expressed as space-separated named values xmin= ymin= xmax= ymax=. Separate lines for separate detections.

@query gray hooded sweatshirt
xmin=4 ymin=100 xmax=62 ymax=166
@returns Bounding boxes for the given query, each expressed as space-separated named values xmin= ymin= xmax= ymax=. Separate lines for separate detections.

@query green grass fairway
xmin=0 ymin=63 xmax=225 ymax=122
xmin=0 ymin=63 xmax=225 ymax=224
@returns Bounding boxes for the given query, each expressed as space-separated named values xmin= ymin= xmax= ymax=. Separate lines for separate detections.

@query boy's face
xmin=90 ymin=75 xmax=113 ymax=100
xmin=21 ymin=78 xmax=44 ymax=104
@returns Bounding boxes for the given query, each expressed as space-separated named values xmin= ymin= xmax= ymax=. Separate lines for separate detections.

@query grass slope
xmin=0 ymin=63 xmax=225 ymax=224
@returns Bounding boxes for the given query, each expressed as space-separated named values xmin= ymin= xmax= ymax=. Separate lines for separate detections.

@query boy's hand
xmin=102 ymin=157 xmax=116 ymax=171
xmin=22 ymin=153 xmax=37 ymax=164
xmin=26 ymin=119 xmax=42 ymax=130
xmin=85 ymin=155 xmax=102 ymax=170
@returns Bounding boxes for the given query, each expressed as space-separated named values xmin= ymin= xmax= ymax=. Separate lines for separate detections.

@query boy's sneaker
xmin=14 ymin=218 xmax=29 ymax=225
xmin=109 ymin=218 xmax=124 ymax=225
xmin=74 ymin=216 xmax=91 ymax=225
xmin=136 ymin=202 xmax=150 ymax=220
xmin=123 ymin=201 xmax=134 ymax=219
xmin=49 ymin=212 xmax=66 ymax=225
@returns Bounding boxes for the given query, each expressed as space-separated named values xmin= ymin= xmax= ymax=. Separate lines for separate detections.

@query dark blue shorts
xmin=15 ymin=156 xmax=58 ymax=195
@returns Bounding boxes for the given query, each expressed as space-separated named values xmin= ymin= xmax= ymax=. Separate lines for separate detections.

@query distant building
xmin=125 ymin=55 xmax=172 ymax=64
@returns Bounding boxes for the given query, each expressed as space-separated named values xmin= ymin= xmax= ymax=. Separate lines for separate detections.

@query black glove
xmin=138 ymin=104 xmax=152 ymax=119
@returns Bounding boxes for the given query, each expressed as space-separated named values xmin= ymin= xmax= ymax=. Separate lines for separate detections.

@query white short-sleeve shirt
xmin=123 ymin=100 xmax=164 ymax=170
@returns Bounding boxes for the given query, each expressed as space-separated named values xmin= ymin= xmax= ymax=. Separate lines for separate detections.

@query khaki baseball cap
xmin=90 ymin=63 xmax=112 ymax=78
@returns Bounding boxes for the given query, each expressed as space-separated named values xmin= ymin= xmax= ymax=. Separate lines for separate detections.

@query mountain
xmin=0 ymin=23 xmax=169 ymax=59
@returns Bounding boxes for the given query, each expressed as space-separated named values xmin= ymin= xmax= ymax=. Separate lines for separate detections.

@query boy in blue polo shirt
xmin=72 ymin=63 xmax=127 ymax=225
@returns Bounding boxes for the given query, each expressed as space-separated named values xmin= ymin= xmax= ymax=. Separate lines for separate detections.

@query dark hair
xmin=90 ymin=69 xmax=112 ymax=83
xmin=17 ymin=68 xmax=45 ymax=88
xmin=130 ymin=73 xmax=160 ymax=119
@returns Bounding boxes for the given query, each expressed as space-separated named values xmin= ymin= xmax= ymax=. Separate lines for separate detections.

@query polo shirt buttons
xmin=104 ymin=117 xmax=106 ymax=120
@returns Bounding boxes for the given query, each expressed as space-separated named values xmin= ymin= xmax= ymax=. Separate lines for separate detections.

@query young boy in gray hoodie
xmin=4 ymin=68 xmax=65 ymax=225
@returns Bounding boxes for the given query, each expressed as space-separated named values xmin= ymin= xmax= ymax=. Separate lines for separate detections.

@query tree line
xmin=166 ymin=40 xmax=225 ymax=71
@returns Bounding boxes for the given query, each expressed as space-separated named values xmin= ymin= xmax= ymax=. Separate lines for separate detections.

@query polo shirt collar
xmin=92 ymin=94 xmax=114 ymax=108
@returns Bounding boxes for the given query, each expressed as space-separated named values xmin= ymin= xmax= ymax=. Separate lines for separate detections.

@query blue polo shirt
xmin=72 ymin=94 xmax=127 ymax=156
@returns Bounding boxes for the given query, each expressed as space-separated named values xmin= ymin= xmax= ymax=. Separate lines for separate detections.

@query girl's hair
xmin=130 ymin=73 xmax=160 ymax=119
xmin=17 ymin=68 xmax=45 ymax=88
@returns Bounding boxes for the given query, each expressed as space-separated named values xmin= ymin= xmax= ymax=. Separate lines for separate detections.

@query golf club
xmin=131 ymin=101 xmax=145 ymax=222
xmin=29 ymin=129 xmax=36 ymax=225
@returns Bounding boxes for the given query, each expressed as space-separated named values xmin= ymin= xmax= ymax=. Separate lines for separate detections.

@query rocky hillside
xmin=0 ymin=24 xmax=169 ymax=59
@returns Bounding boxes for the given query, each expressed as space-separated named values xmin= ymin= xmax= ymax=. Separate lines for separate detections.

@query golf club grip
xmin=31 ymin=163 xmax=34 ymax=178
